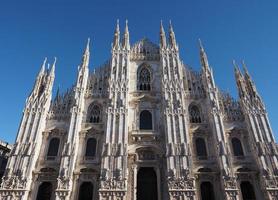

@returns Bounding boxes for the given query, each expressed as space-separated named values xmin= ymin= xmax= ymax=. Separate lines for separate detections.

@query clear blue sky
xmin=0 ymin=0 xmax=277 ymax=143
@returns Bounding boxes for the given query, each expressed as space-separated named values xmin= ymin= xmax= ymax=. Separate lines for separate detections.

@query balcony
xmin=130 ymin=129 xmax=159 ymax=143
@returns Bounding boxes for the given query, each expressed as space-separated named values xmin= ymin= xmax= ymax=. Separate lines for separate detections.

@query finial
xmin=39 ymin=57 xmax=47 ymax=74
xmin=198 ymin=38 xmax=204 ymax=50
xmin=116 ymin=19 xmax=120 ymax=32
xmin=160 ymin=20 xmax=165 ymax=32
xmin=87 ymin=38 xmax=90 ymax=48
xmin=124 ymin=19 xmax=129 ymax=33
xmin=169 ymin=20 xmax=173 ymax=31
xmin=50 ymin=57 xmax=56 ymax=73
xmin=233 ymin=60 xmax=241 ymax=74
xmin=113 ymin=19 xmax=120 ymax=48
xmin=241 ymin=60 xmax=248 ymax=73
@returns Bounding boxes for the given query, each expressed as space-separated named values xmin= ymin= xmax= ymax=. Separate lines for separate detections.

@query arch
xmin=140 ymin=110 xmax=152 ymax=130
xmin=195 ymin=137 xmax=207 ymax=158
xmin=36 ymin=182 xmax=52 ymax=200
xmin=231 ymin=137 xmax=244 ymax=156
xmin=85 ymin=138 xmax=97 ymax=158
xmin=189 ymin=105 xmax=202 ymax=123
xmin=240 ymin=181 xmax=256 ymax=200
xmin=198 ymin=167 xmax=212 ymax=173
xmin=78 ymin=182 xmax=94 ymax=200
xmin=137 ymin=167 xmax=158 ymax=200
xmin=137 ymin=66 xmax=151 ymax=91
xmin=47 ymin=138 xmax=60 ymax=159
xmin=87 ymin=104 xmax=101 ymax=123
xmin=200 ymin=181 xmax=215 ymax=200
xmin=237 ymin=167 xmax=252 ymax=173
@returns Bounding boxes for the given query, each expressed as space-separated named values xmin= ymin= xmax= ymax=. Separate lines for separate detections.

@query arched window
xmin=138 ymin=67 xmax=151 ymax=91
xmin=231 ymin=137 xmax=244 ymax=156
xmin=140 ymin=110 xmax=152 ymax=130
xmin=78 ymin=182 xmax=94 ymax=200
xmin=36 ymin=182 xmax=52 ymax=200
xmin=240 ymin=181 xmax=256 ymax=200
xmin=200 ymin=181 xmax=215 ymax=200
xmin=196 ymin=137 xmax=207 ymax=158
xmin=88 ymin=104 xmax=101 ymax=123
xmin=85 ymin=138 xmax=97 ymax=159
xmin=47 ymin=138 xmax=60 ymax=160
xmin=189 ymin=105 xmax=202 ymax=123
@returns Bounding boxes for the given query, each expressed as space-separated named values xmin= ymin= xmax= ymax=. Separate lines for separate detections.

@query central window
xmin=138 ymin=66 xmax=151 ymax=91
xmin=140 ymin=110 xmax=152 ymax=130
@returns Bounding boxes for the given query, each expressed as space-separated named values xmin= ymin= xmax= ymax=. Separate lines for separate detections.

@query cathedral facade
xmin=0 ymin=21 xmax=278 ymax=200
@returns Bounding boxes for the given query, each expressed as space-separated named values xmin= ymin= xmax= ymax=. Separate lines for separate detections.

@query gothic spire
xmin=122 ymin=19 xmax=130 ymax=50
xmin=81 ymin=38 xmax=90 ymax=68
xmin=113 ymin=19 xmax=120 ymax=49
xmin=169 ymin=20 xmax=178 ymax=50
xmin=39 ymin=57 xmax=47 ymax=75
xmin=50 ymin=57 xmax=56 ymax=77
xmin=241 ymin=61 xmax=258 ymax=98
xmin=233 ymin=60 xmax=242 ymax=79
xmin=233 ymin=60 xmax=246 ymax=98
xmin=160 ymin=20 xmax=167 ymax=48
xmin=199 ymin=39 xmax=209 ymax=70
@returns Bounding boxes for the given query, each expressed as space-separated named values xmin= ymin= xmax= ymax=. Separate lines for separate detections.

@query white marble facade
xmin=0 ymin=21 xmax=278 ymax=200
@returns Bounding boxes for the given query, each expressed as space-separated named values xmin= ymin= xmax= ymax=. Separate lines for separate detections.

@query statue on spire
xmin=199 ymin=39 xmax=209 ymax=70
xmin=81 ymin=38 xmax=90 ymax=69
xmin=160 ymin=20 xmax=167 ymax=48
xmin=169 ymin=20 xmax=178 ymax=50
xmin=122 ymin=20 xmax=130 ymax=50
xmin=113 ymin=19 xmax=120 ymax=49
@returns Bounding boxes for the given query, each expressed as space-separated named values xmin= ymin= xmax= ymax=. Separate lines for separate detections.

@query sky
xmin=0 ymin=0 xmax=278 ymax=143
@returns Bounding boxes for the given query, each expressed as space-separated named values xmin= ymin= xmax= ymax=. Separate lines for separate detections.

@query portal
xmin=136 ymin=167 xmax=158 ymax=200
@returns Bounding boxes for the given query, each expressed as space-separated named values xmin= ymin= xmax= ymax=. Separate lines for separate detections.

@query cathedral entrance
xmin=136 ymin=167 xmax=158 ymax=200
xmin=200 ymin=181 xmax=215 ymax=200
xmin=36 ymin=182 xmax=52 ymax=200
xmin=78 ymin=182 xmax=94 ymax=200
xmin=240 ymin=181 xmax=256 ymax=200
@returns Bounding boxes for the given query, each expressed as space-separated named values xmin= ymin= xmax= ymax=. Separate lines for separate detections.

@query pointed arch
xmin=87 ymin=103 xmax=101 ymax=123
xmin=137 ymin=65 xmax=151 ymax=91
xmin=200 ymin=181 xmax=215 ymax=200
xmin=195 ymin=137 xmax=207 ymax=158
xmin=85 ymin=138 xmax=97 ymax=159
xmin=47 ymin=137 xmax=60 ymax=160
xmin=78 ymin=182 xmax=94 ymax=200
xmin=36 ymin=182 xmax=53 ymax=200
xmin=189 ymin=104 xmax=202 ymax=123
xmin=231 ymin=137 xmax=244 ymax=156
xmin=140 ymin=110 xmax=152 ymax=130
xmin=240 ymin=181 xmax=256 ymax=200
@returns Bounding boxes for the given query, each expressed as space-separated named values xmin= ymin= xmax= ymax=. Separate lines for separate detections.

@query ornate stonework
xmin=0 ymin=21 xmax=277 ymax=200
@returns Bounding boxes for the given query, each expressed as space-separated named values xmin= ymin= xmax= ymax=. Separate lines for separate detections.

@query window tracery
xmin=87 ymin=104 xmax=101 ymax=123
xmin=189 ymin=105 xmax=202 ymax=123
xmin=137 ymin=67 xmax=151 ymax=91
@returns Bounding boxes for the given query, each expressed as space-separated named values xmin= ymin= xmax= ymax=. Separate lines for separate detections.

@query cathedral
xmin=1 ymin=20 xmax=278 ymax=200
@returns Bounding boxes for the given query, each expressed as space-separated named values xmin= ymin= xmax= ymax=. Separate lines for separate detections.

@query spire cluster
xmin=159 ymin=21 xmax=178 ymax=50
xmin=112 ymin=19 xmax=130 ymax=50
xmin=233 ymin=60 xmax=259 ymax=99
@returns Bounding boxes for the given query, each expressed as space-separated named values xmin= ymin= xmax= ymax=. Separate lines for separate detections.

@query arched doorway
xmin=200 ymin=181 xmax=215 ymax=200
xmin=36 ymin=182 xmax=52 ymax=200
xmin=137 ymin=167 xmax=158 ymax=200
xmin=78 ymin=182 xmax=94 ymax=200
xmin=240 ymin=181 xmax=256 ymax=200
